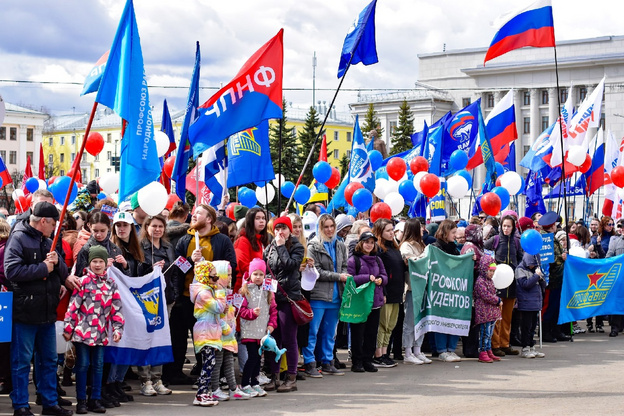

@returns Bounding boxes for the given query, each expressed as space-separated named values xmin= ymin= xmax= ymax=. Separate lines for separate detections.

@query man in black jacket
xmin=4 ymin=202 xmax=72 ymax=416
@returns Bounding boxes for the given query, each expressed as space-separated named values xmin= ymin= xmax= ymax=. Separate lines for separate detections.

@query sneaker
xmin=152 ymin=380 xmax=172 ymax=395
xmin=573 ymin=323 xmax=586 ymax=334
xmin=212 ymin=388 xmax=230 ymax=401
xmin=372 ymin=357 xmax=386 ymax=367
xmin=415 ymin=353 xmax=432 ymax=364
xmin=252 ymin=385 xmax=267 ymax=397
xmin=230 ymin=387 xmax=252 ymax=400
xmin=438 ymin=352 xmax=453 ymax=362
xmin=140 ymin=381 xmax=157 ymax=396
xmin=304 ymin=363 xmax=323 ymax=378
xmin=257 ymin=372 xmax=271 ymax=386
xmin=596 ymin=325 xmax=605 ymax=333
xmin=448 ymin=352 xmax=462 ymax=362
xmin=320 ymin=363 xmax=345 ymax=376
xmin=362 ymin=361 xmax=378 ymax=372
xmin=241 ymin=385 xmax=259 ymax=398
xmin=193 ymin=394 xmax=218 ymax=407
xmin=403 ymin=354 xmax=424 ymax=365
xmin=520 ymin=347 xmax=536 ymax=358
xmin=530 ymin=346 xmax=545 ymax=358
xmin=381 ymin=355 xmax=397 ymax=368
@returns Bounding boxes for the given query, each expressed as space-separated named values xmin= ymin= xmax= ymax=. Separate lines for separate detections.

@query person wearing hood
xmin=335 ymin=214 xmax=353 ymax=241
xmin=515 ymin=253 xmax=547 ymax=358
xmin=303 ymin=214 xmax=349 ymax=378
xmin=473 ymin=255 xmax=502 ymax=363
xmin=460 ymin=224 xmax=485 ymax=359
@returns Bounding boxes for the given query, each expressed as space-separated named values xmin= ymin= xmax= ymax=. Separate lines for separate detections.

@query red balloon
xmin=495 ymin=177 xmax=502 ymax=187
xmin=603 ymin=199 xmax=614 ymax=217
xmin=165 ymin=194 xmax=181 ymax=211
xmin=410 ymin=156 xmax=428 ymax=174
xmin=612 ymin=166 xmax=624 ymax=188
xmin=325 ymin=168 xmax=341 ymax=189
xmin=66 ymin=167 xmax=82 ymax=184
xmin=85 ymin=132 xmax=105 ymax=156
xmin=420 ymin=174 xmax=440 ymax=198
xmin=370 ymin=202 xmax=392 ymax=223
xmin=48 ymin=176 xmax=58 ymax=186
xmin=387 ymin=157 xmax=407 ymax=181
xmin=345 ymin=182 xmax=364 ymax=206
xmin=25 ymin=194 xmax=32 ymax=208
xmin=14 ymin=196 xmax=28 ymax=214
xmin=579 ymin=154 xmax=592 ymax=174
xmin=164 ymin=156 xmax=176 ymax=178
xmin=604 ymin=172 xmax=613 ymax=186
xmin=226 ymin=202 xmax=240 ymax=221
xmin=481 ymin=192 xmax=502 ymax=216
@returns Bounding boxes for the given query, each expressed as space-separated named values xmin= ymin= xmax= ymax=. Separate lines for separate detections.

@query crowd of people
xmin=1 ymin=184 xmax=622 ymax=414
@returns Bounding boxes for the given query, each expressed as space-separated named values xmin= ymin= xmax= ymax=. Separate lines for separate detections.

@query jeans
xmin=303 ymin=303 xmax=340 ymax=365
xmin=434 ymin=333 xmax=459 ymax=353
xmin=107 ymin=364 xmax=129 ymax=383
xmin=10 ymin=322 xmax=57 ymax=409
xmin=74 ymin=343 xmax=105 ymax=401
xmin=402 ymin=293 xmax=425 ymax=353
xmin=478 ymin=321 xmax=496 ymax=352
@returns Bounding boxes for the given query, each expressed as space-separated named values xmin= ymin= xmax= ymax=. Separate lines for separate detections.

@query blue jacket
xmin=515 ymin=253 xmax=546 ymax=312
xmin=347 ymin=253 xmax=387 ymax=309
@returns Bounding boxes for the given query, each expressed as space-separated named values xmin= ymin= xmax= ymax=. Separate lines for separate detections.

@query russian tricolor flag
xmin=0 ymin=153 xmax=11 ymax=190
xmin=484 ymin=0 xmax=555 ymax=64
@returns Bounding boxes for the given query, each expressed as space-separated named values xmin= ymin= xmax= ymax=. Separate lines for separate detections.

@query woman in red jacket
xmin=233 ymin=208 xmax=269 ymax=292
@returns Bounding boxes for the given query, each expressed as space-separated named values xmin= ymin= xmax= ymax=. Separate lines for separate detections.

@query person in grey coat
xmin=515 ymin=253 xmax=546 ymax=358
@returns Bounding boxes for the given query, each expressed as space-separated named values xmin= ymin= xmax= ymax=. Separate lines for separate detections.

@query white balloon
xmin=447 ymin=175 xmax=469 ymax=198
xmin=37 ymin=179 xmax=47 ymax=191
xmin=154 ymin=131 xmax=171 ymax=158
xmin=567 ymin=145 xmax=586 ymax=166
xmin=500 ymin=171 xmax=523 ymax=195
xmin=272 ymin=174 xmax=285 ymax=189
xmin=386 ymin=179 xmax=399 ymax=196
xmin=374 ymin=178 xmax=390 ymax=199
xmin=256 ymin=184 xmax=276 ymax=205
xmin=99 ymin=172 xmax=119 ymax=195
xmin=137 ymin=181 xmax=168 ymax=217
xmin=413 ymin=171 xmax=427 ymax=193
xmin=12 ymin=189 xmax=24 ymax=200
xmin=569 ymin=246 xmax=587 ymax=258
xmin=492 ymin=264 xmax=514 ymax=290
xmin=384 ymin=192 xmax=405 ymax=216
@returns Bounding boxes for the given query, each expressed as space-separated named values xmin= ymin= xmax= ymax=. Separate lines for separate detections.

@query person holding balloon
xmin=473 ymin=254 xmax=502 ymax=363
xmin=515 ymin=253 xmax=547 ymax=359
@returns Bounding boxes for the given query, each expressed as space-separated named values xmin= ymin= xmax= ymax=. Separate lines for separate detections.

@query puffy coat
xmin=307 ymin=237 xmax=348 ymax=303
xmin=189 ymin=279 xmax=229 ymax=353
xmin=233 ymin=229 xmax=265 ymax=293
xmin=75 ymin=235 xmax=125 ymax=277
xmin=347 ymin=253 xmax=387 ymax=308
xmin=515 ymin=253 xmax=546 ymax=311
xmin=4 ymin=221 xmax=69 ymax=324
xmin=473 ymin=255 xmax=501 ymax=325
xmin=264 ymin=237 xmax=305 ymax=304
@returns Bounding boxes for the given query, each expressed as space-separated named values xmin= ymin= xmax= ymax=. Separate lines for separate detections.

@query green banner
xmin=409 ymin=245 xmax=474 ymax=338
xmin=339 ymin=276 xmax=375 ymax=324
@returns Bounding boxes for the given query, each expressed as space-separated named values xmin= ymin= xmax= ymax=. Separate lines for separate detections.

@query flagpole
xmin=284 ymin=51 xmax=359 ymax=213
xmin=50 ymin=101 xmax=99 ymax=252
xmin=277 ymin=120 xmax=283 ymax=214
xmin=553 ymin=46 xmax=570 ymax=245
xmin=584 ymin=131 xmax=600 ymax=223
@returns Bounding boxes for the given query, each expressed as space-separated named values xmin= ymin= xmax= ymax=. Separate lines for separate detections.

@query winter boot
xmin=486 ymin=350 xmax=501 ymax=361
xmin=478 ymin=351 xmax=493 ymax=363
xmin=276 ymin=373 xmax=297 ymax=393
xmin=262 ymin=373 xmax=281 ymax=392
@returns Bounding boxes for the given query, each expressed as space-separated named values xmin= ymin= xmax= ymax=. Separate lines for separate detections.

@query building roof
xmin=5 ymin=102 xmax=48 ymax=116
xmin=353 ymin=88 xmax=454 ymax=105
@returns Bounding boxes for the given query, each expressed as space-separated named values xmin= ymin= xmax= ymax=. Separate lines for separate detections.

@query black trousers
xmin=350 ymin=308 xmax=381 ymax=365
xmin=163 ymin=297 xmax=196 ymax=379
xmin=519 ymin=310 xmax=538 ymax=348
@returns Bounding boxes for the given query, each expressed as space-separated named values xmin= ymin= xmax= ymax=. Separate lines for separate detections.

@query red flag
xmin=22 ymin=156 xmax=33 ymax=194
xmin=319 ymin=134 xmax=328 ymax=162
xmin=39 ymin=143 xmax=45 ymax=179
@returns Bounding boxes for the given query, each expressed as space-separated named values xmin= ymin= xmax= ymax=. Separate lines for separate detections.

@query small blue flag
xmin=81 ymin=51 xmax=109 ymax=96
xmin=227 ymin=119 xmax=275 ymax=188
xmin=477 ymin=105 xmax=497 ymax=186
xmin=337 ymin=0 xmax=378 ymax=78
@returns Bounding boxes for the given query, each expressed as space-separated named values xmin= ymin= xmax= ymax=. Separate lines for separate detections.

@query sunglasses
xmin=607 ymin=223 xmax=614 ymax=226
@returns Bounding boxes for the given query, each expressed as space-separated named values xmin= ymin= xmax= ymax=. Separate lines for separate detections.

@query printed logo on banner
xmin=567 ymin=263 xmax=620 ymax=309
xmin=0 ymin=292 xmax=12 ymax=343
xmin=130 ymin=278 xmax=165 ymax=333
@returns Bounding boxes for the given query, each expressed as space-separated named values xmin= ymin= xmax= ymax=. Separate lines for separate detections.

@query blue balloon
xmin=346 ymin=206 xmax=358 ymax=217
xmin=495 ymin=162 xmax=505 ymax=178
xmin=97 ymin=192 xmax=107 ymax=200
xmin=368 ymin=150 xmax=383 ymax=171
xmin=312 ymin=161 xmax=332 ymax=184
xmin=25 ymin=177 xmax=40 ymax=194
xmin=280 ymin=181 xmax=295 ymax=198
xmin=521 ymin=229 xmax=543 ymax=255
xmin=375 ymin=167 xmax=389 ymax=180
xmin=450 ymin=150 xmax=468 ymax=171
xmin=51 ymin=176 xmax=78 ymax=205
xmin=238 ymin=187 xmax=257 ymax=208
xmin=492 ymin=186 xmax=510 ymax=210
xmin=455 ymin=170 xmax=473 ymax=188
xmin=317 ymin=204 xmax=327 ymax=214
xmin=398 ymin=180 xmax=417 ymax=202
xmin=294 ymin=185 xmax=311 ymax=205
xmin=352 ymin=188 xmax=373 ymax=212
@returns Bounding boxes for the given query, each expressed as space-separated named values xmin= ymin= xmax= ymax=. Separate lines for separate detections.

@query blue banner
xmin=540 ymin=233 xmax=554 ymax=264
xmin=559 ymin=253 xmax=624 ymax=324
xmin=227 ymin=119 xmax=275 ymax=188
xmin=429 ymin=183 xmax=447 ymax=222
xmin=0 ymin=292 xmax=12 ymax=342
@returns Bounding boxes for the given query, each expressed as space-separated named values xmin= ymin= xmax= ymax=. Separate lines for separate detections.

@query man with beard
xmin=162 ymin=204 xmax=237 ymax=385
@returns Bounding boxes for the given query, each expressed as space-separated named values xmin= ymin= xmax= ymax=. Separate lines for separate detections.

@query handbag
xmin=266 ymin=253 xmax=314 ymax=325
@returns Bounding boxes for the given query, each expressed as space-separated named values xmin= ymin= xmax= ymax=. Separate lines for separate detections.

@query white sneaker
xmin=257 ymin=372 xmax=271 ymax=386
xmin=252 ymin=385 xmax=267 ymax=397
xmin=530 ymin=346 xmax=545 ymax=358
xmin=416 ymin=353 xmax=432 ymax=364
xmin=438 ymin=352 xmax=453 ymax=362
xmin=193 ymin=393 xmax=219 ymax=406
xmin=241 ymin=385 xmax=259 ymax=398
xmin=449 ymin=352 xmax=462 ymax=362
xmin=212 ymin=388 xmax=230 ymax=401
xmin=403 ymin=354 xmax=424 ymax=365
xmin=153 ymin=380 xmax=172 ymax=395
xmin=140 ymin=380 xmax=158 ymax=396
xmin=521 ymin=347 xmax=536 ymax=358
xmin=230 ymin=386 xmax=252 ymax=400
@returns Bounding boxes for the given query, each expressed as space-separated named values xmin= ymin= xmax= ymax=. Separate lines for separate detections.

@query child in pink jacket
xmin=473 ymin=254 xmax=502 ymax=364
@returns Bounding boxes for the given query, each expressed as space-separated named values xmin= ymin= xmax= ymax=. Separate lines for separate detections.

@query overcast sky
xmin=0 ymin=0 xmax=621 ymax=117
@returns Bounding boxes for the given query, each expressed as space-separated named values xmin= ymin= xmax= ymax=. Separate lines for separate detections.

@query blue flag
xmin=95 ymin=0 xmax=160 ymax=202
xmin=227 ymin=119 xmax=275 ymax=188
xmin=202 ymin=140 xmax=228 ymax=208
xmin=559 ymin=253 xmax=624 ymax=323
xmin=172 ymin=42 xmax=201 ymax=202
xmin=337 ymin=0 xmax=378 ymax=78
xmin=525 ymin=171 xmax=546 ymax=218
xmin=423 ymin=121 xmax=446 ymax=176
xmin=81 ymin=51 xmax=109 ymax=96
xmin=503 ymin=142 xmax=516 ymax=172
xmin=411 ymin=120 xmax=428 ymax=151
xmin=477 ymin=106 xmax=497 ymax=186
xmin=443 ymin=100 xmax=481 ymax=175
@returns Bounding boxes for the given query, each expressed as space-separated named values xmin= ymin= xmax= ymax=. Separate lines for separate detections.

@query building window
xmin=60 ymin=136 xmax=65 ymax=145
xmin=523 ymin=145 xmax=530 ymax=158
xmin=0 ymin=127 xmax=5 ymax=140
xmin=27 ymin=128 xmax=34 ymax=141
xmin=333 ymin=131 xmax=339 ymax=141
xmin=26 ymin=152 xmax=33 ymax=163
xmin=107 ymin=168 xmax=111 ymax=173
xmin=523 ymin=117 xmax=530 ymax=134
xmin=462 ymin=97 xmax=471 ymax=107
xmin=487 ymin=93 xmax=495 ymax=108
xmin=389 ymin=121 xmax=398 ymax=134
xmin=9 ymin=151 xmax=17 ymax=164
xmin=49 ymin=137 xmax=53 ymax=146
xmin=107 ymin=133 xmax=112 ymax=143
xmin=95 ymin=154 xmax=99 ymax=162
xmin=71 ymin=153 xmax=76 ymax=163
xmin=0 ymin=151 xmax=6 ymax=160
xmin=107 ymin=151 xmax=112 ymax=161
xmin=541 ymin=116 xmax=549 ymax=131
xmin=60 ymin=153 xmax=65 ymax=163
xmin=560 ymin=88 xmax=568 ymax=103
xmin=10 ymin=127 xmax=17 ymax=141
xmin=541 ymin=90 xmax=549 ymax=105
xmin=333 ymin=149 xmax=339 ymax=159
xmin=71 ymin=135 xmax=76 ymax=145
xmin=523 ymin=91 xmax=531 ymax=106
xmin=346 ymin=132 xmax=352 ymax=142
xmin=48 ymin=154 xmax=54 ymax=164
xmin=579 ymin=87 xmax=587 ymax=101
xmin=60 ymin=169 xmax=65 ymax=176
xmin=95 ymin=169 xmax=100 ymax=177
xmin=347 ymin=150 xmax=351 ymax=158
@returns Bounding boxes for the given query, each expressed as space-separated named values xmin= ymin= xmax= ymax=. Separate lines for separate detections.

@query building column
xmin=34 ymin=126 xmax=42 ymax=178
xmin=18 ymin=124 xmax=28 ymax=170
xmin=529 ymin=88 xmax=540 ymax=144
xmin=548 ymin=87 xmax=558 ymax=124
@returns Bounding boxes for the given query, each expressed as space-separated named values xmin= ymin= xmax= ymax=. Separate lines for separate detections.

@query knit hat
xmin=517 ymin=217 xmax=534 ymax=233
xmin=88 ymin=245 xmax=108 ymax=264
xmin=87 ymin=180 xmax=101 ymax=196
xmin=501 ymin=209 xmax=518 ymax=220
xmin=335 ymin=214 xmax=353 ymax=233
xmin=273 ymin=216 xmax=292 ymax=232
xmin=194 ymin=260 xmax=216 ymax=285
xmin=248 ymin=258 xmax=266 ymax=276
xmin=130 ymin=192 xmax=140 ymax=210
xmin=233 ymin=205 xmax=249 ymax=221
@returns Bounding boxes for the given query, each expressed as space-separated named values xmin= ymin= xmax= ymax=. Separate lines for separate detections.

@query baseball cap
xmin=113 ymin=211 xmax=134 ymax=225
